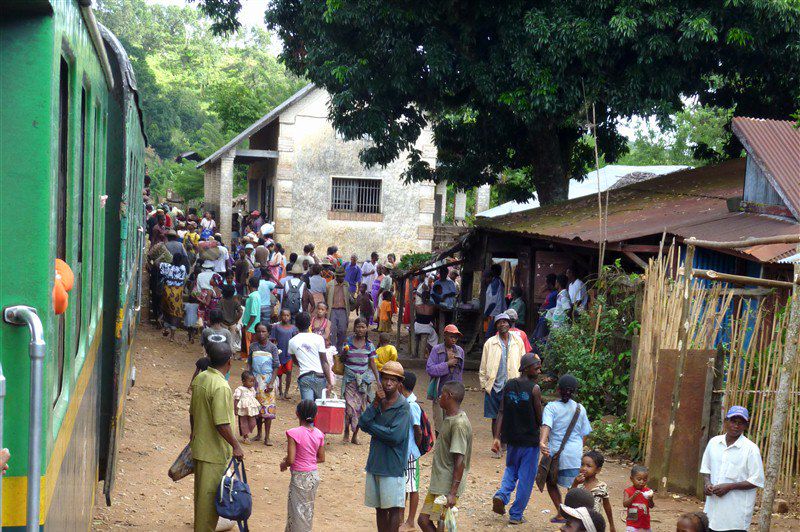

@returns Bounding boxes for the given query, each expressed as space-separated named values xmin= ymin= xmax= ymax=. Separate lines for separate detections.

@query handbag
xmin=215 ymin=459 xmax=252 ymax=532
xmin=332 ymin=354 xmax=345 ymax=376
xmin=426 ymin=377 xmax=440 ymax=401
xmin=535 ymin=405 xmax=582 ymax=492
xmin=167 ymin=444 xmax=193 ymax=481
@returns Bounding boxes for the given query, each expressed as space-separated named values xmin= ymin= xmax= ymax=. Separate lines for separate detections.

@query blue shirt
xmin=359 ymin=394 xmax=411 ymax=477
xmin=344 ymin=262 xmax=363 ymax=293
xmin=258 ymin=280 xmax=276 ymax=309
xmin=541 ymin=399 xmax=592 ymax=470
xmin=407 ymin=392 xmax=422 ymax=460
xmin=493 ymin=337 xmax=509 ymax=392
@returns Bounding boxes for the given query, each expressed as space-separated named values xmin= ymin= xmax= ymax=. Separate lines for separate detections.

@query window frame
xmin=329 ymin=175 xmax=383 ymax=214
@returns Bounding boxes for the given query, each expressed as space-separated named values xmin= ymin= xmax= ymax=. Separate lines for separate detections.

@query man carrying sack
xmin=190 ymin=341 xmax=245 ymax=531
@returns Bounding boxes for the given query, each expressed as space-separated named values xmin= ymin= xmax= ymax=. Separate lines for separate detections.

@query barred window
xmin=331 ymin=177 xmax=382 ymax=213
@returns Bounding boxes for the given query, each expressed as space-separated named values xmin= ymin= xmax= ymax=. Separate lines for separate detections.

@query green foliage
xmin=96 ymin=0 xmax=306 ymax=160
xmin=197 ymin=0 xmax=800 ymax=205
xmin=543 ymin=264 xmax=640 ymax=420
xmin=618 ymin=103 xmax=736 ymax=166
xmin=397 ymin=253 xmax=435 ymax=271
xmin=587 ymin=419 xmax=642 ymax=462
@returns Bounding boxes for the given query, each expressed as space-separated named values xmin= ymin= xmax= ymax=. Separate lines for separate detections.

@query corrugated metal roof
xmin=475 ymin=158 xmax=799 ymax=263
xmin=778 ymin=252 xmax=800 ymax=264
xmin=732 ymin=117 xmax=800 ymax=219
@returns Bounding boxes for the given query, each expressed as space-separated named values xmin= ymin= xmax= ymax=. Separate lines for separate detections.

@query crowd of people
xmin=146 ymin=209 xmax=767 ymax=532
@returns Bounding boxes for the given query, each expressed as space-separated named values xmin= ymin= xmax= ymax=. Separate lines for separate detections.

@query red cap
xmin=444 ymin=324 xmax=462 ymax=336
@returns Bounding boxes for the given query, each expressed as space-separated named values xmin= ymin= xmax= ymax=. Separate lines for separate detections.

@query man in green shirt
xmin=190 ymin=341 xmax=244 ymax=531
xmin=418 ymin=381 xmax=472 ymax=532
xmin=241 ymin=276 xmax=262 ymax=357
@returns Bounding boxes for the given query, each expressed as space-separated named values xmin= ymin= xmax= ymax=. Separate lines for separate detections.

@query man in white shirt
xmin=566 ymin=267 xmax=588 ymax=311
xmin=212 ymin=235 xmax=229 ymax=273
xmin=288 ymin=312 xmax=332 ymax=401
xmin=700 ymin=405 xmax=765 ymax=532
xmin=361 ymin=251 xmax=379 ymax=287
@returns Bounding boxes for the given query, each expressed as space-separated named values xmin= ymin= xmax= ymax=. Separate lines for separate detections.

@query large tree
xmin=197 ymin=0 xmax=799 ymax=204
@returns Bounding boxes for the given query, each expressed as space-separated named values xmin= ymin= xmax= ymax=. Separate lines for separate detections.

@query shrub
xmin=587 ymin=418 xmax=642 ymax=462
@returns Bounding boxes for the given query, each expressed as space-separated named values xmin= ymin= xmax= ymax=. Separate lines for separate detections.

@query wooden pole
xmin=688 ymin=269 xmax=796 ymax=289
xmin=660 ymin=243 xmax=695 ymax=492
xmin=758 ymin=247 xmax=800 ymax=532
xmin=396 ymin=277 xmax=405 ymax=347
xmin=687 ymin=234 xmax=800 ymax=250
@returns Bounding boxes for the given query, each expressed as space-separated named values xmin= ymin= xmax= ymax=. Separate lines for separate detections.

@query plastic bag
xmin=433 ymin=495 xmax=458 ymax=531
xmin=168 ymin=444 xmax=193 ymax=481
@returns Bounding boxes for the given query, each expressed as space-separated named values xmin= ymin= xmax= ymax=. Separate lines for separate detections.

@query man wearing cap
xmin=491 ymin=353 xmax=543 ymax=525
xmin=505 ymin=308 xmax=532 ymax=353
xmin=190 ymin=341 xmax=244 ymax=531
xmin=479 ymin=312 xmax=525 ymax=454
xmin=425 ymin=324 xmax=465 ymax=433
xmin=359 ymin=360 xmax=412 ymax=532
xmin=249 ymin=210 xmax=264 ymax=234
xmin=700 ymin=405 xmax=764 ymax=532
xmin=326 ymin=266 xmax=355 ymax=352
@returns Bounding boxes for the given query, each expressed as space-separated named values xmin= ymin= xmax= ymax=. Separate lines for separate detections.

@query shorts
xmin=405 ymin=458 xmax=420 ymax=493
xmin=364 ymin=472 xmax=406 ymax=509
xmin=483 ymin=388 xmax=503 ymax=419
xmin=277 ymin=360 xmax=293 ymax=376
xmin=420 ymin=491 xmax=458 ymax=522
xmin=557 ymin=468 xmax=580 ymax=489
xmin=626 ymin=528 xmax=652 ymax=532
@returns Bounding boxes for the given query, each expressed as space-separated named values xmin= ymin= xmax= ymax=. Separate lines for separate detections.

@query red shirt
xmin=624 ymin=486 xmax=651 ymax=529
xmin=510 ymin=327 xmax=532 ymax=353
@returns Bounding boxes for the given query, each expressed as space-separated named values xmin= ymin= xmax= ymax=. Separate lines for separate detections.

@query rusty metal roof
xmin=732 ymin=117 xmax=800 ymax=219
xmin=476 ymin=158 xmax=799 ymax=263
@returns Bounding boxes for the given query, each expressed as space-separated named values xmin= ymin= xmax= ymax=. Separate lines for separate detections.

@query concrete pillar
xmin=476 ymin=183 xmax=491 ymax=214
xmin=434 ymin=181 xmax=448 ymax=223
xmin=203 ymin=161 xmax=221 ymax=220
xmin=454 ymin=190 xmax=467 ymax=221
xmin=219 ymin=149 xmax=235 ymax=244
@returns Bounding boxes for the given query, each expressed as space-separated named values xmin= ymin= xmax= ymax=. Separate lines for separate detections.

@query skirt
xmin=344 ymin=379 xmax=374 ymax=431
xmin=162 ymin=284 xmax=184 ymax=324
xmin=255 ymin=374 xmax=277 ymax=419
xmin=285 ymin=470 xmax=320 ymax=532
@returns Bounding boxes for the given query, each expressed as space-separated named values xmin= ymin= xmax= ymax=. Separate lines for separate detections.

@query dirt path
xmin=92 ymin=324 xmax=799 ymax=531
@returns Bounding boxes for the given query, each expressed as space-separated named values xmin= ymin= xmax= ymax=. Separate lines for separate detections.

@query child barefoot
xmin=375 ymin=333 xmax=398 ymax=371
xmin=281 ymin=400 xmax=326 ymax=532
xmin=572 ymin=450 xmax=616 ymax=532
xmin=623 ymin=465 xmax=654 ymax=532
xmin=233 ymin=371 xmax=260 ymax=443
xmin=676 ymin=511 xmax=709 ymax=532
xmin=250 ymin=323 xmax=279 ymax=446
xmin=377 ymin=291 xmax=394 ymax=332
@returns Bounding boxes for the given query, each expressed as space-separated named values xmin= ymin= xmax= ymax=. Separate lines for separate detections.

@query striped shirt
xmin=343 ymin=337 xmax=376 ymax=375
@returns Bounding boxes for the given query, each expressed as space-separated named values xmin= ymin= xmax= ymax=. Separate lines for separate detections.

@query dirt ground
xmin=92 ymin=323 xmax=799 ymax=531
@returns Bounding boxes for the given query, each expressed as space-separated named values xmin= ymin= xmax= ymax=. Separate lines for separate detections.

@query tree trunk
xmin=529 ymin=125 xmax=569 ymax=205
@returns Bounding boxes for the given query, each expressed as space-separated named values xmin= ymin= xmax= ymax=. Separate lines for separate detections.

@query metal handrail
xmin=3 ymin=305 xmax=46 ymax=532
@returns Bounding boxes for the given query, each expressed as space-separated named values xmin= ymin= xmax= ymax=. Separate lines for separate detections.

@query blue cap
xmin=726 ymin=405 xmax=749 ymax=421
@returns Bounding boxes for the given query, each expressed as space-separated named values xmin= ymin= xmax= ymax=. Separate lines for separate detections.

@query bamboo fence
xmin=631 ymin=247 xmax=799 ymax=495
xmin=724 ymin=299 xmax=800 ymax=496
xmin=630 ymin=246 xmax=733 ymax=453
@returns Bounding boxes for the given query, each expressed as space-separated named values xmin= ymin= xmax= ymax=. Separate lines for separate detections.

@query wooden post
xmin=758 ymin=247 xmax=800 ymax=532
xmin=660 ymin=243 xmax=695 ymax=492
xmin=396 ymin=277 xmax=405 ymax=348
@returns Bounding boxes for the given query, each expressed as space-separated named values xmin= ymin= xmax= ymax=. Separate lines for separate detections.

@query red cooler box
xmin=314 ymin=390 xmax=345 ymax=434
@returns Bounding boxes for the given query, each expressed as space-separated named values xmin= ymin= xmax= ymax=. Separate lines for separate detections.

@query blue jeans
xmin=297 ymin=372 xmax=327 ymax=401
xmin=494 ymin=445 xmax=540 ymax=521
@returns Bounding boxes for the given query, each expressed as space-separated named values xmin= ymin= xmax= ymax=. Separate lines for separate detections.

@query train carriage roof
xmin=98 ymin=24 xmax=147 ymax=145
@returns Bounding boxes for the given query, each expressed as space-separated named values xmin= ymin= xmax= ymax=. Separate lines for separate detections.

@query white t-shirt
xmin=361 ymin=261 xmax=378 ymax=287
xmin=213 ymin=245 xmax=229 ymax=273
xmin=288 ymin=332 xmax=326 ymax=376
xmin=200 ymin=218 xmax=216 ymax=231
xmin=568 ymin=279 xmax=588 ymax=309
xmin=700 ymin=434 xmax=765 ymax=531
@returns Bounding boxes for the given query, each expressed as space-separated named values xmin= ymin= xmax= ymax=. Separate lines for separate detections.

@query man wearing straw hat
xmin=700 ymin=405 xmax=764 ymax=532
xmin=359 ymin=360 xmax=412 ymax=532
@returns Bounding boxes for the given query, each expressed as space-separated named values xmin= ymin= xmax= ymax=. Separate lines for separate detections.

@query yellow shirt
xmin=190 ymin=367 xmax=234 ymax=464
xmin=184 ymin=232 xmax=200 ymax=249
xmin=375 ymin=345 xmax=398 ymax=371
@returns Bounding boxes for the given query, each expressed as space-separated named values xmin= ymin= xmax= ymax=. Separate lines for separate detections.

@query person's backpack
xmin=284 ymin=278 xmax=303 ymax=315
xmin=216 ymin=459 xmax=252 ymax=532
xmin=417 ymin=405 xmax=435 ymax=456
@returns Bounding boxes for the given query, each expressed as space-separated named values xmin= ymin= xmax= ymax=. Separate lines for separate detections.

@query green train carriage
xmin=0 ymin=1 xmax=146 ymax=529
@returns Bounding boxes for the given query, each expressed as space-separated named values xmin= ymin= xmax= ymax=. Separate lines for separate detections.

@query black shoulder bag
xmin=535 ymin=405 xmax=581 ymax=492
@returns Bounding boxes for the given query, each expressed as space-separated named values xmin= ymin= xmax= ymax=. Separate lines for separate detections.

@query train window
xmin=54 ymin=57 xmax=70 ymax=404
xmin=71 ymin=86 xmax=87 ymax=360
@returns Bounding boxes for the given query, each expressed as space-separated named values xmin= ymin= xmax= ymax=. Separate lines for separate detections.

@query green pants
xmin=194 ymin=459 xmax=228 ymax=532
